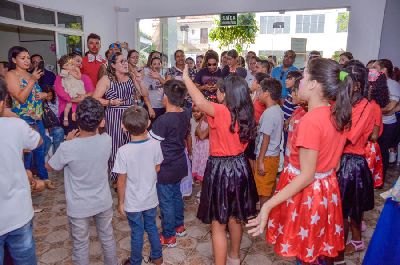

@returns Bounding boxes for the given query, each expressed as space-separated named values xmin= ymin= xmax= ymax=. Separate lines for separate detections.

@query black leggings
xmin=378 ymin=122 xmax=397 ymax=179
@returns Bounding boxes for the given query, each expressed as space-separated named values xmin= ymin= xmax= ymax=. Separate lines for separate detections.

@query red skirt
xmin=266 ymin=165 xmax=345 ymax=263
xmin=365 ymin=141 xmax=383 ymax=188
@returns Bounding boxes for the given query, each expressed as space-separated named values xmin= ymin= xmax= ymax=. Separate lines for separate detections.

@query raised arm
xmin=5 ymin=70 xmax=41 ymax=104
xmin=182 ymin=65 xmax=215 ymax=117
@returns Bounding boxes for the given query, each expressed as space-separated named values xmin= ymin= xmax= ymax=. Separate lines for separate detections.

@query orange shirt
xmin=369 ymin=100 xmax=383 ymax=137
xmin=81 ymin=55 xmax=106 ymax=87
xmin=289 ymin=105 xmax=347 ymax=172
xmin=253 ymin=99 xmax=266 ymax=124
xmin=207 ymin=102 xmax=248 ymax=156
xmin=343 ymin=99 xmax=375 ymax=155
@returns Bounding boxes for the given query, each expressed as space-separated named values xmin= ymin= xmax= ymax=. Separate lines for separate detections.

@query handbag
xmin=42 ymin=102 xmax=60 ymax=128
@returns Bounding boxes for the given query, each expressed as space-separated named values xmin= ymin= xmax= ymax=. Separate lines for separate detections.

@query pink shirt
xmin=54 ymin=74 xmax=94 ymax=116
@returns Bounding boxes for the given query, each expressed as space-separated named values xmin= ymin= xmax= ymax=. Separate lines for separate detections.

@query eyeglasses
xmin=207 ymin=63 xmax=217 ymax=66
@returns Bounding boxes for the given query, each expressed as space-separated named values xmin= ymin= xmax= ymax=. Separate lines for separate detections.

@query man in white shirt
xmin=0 ymin=78 xmax=42 ymax=264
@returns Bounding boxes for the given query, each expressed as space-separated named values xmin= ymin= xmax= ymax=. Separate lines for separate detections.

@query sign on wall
xmin=220 ymin=13 xmax=237 ymax=26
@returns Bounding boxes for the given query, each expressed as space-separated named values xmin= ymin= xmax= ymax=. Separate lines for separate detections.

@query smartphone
xmin=37 ymin=61 xmax=45 ymax=72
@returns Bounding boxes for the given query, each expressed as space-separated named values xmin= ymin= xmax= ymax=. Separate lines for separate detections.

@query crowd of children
xmin=1 ymin=33 xmax=400 ymax=265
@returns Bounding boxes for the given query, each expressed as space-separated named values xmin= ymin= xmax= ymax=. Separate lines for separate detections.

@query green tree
xmin=337 ymin=12 xmax=349 ymax=32
xmin=209 ymin=13 xmax=258 ymax=54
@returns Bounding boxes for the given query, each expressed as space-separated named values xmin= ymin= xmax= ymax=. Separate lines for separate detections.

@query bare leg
xmin=335 ymin=217 xmax=349 ymax=263
xmin=227 ymin=218 xmax=242 ymax=260
xmin=64 ymin=103 xmax=72 ymax=126
xmin=211 ymin=221 xmax=228 ymax=265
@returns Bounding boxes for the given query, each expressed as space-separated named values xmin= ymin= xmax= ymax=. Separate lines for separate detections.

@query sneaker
xmin=159 ymin=234 xmax=177 ymax=248
xmin=175 ymin=225 xmax=186 ymax=237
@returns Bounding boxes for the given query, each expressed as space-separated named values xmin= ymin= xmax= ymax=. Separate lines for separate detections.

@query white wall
xmin=378 ymin=0 xmax=400 ymax=66
xmin=10 ymin=0 xmax=389 ymax=64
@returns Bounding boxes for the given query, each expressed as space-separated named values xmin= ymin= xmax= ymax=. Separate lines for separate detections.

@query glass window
xmin=57 ymin=12 xmax=83 ymax=30
xmin=261 ymin=16 xmax=290 ymax=34
xmin=0 ymin=0 xmax=21 ymax=20
xmin=296 ymin=14 xmax=324 ymax=33
xmin=337 ymin=12 xmax=349 ymax=32
xmin=57 ymin=33 xmax=82 ymax=57
xmin=23 ymin=5 xmax=55 ymax=25
xmin=200 ymin=28 xmax=208 ymax=44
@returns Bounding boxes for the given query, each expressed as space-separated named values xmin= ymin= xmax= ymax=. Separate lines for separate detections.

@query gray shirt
xmin=48 ymin=133 xmax=113 ymax=218
xmin=143 ymin=68 xmax=164 ymax=109
xmin=256 ymin=105 xmax=284 ymax=157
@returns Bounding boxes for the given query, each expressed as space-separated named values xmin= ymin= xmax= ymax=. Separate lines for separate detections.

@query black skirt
xmin=197 ymin=153 xmax=258 ymax=224
xmin=337 ymin=153 xmax=374 ymax=224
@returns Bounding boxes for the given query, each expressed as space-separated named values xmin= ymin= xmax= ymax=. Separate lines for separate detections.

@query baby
xmin=59 ymin=55 xmax=85 ymax=126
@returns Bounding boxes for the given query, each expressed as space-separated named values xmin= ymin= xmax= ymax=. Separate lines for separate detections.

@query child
xmin=255 ymin=78 xmax=284 ymax=207
xmin=282 ymin=70 xmax=302 ymax=151
xmin=336 ymin=61 xmax=375 ymax=261
xmin=47 ymin=97 xmax=117 ymax=265
xmin=365 ymin=69 xmax=390 ymax=188
xmin=245 ymin=72 xmax=269 ymax=173
xmin=149 ymin=80 xmax=191 ymax=247
xmin=0 ymin=78 xmax=41 ymax=264
xmin=284 ymin=86 xmax=307 ymax=168
xmin=113 ymin=106 xmax=163 ymax=265
xmin=183 ymin=66 xmax=258 ymax=265
xmin=59 ymin=54 xmax=86 ymax=126
xmin=247 ymin=58 xmax=353 ymax=264
xmin=191 ymin=105 xmax=209 ymax=183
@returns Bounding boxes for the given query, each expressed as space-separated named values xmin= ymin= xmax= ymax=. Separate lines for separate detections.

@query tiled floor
xmin=32 ymin=165 xmax=400 ymax=265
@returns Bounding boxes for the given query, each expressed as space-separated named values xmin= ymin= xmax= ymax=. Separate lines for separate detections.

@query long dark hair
xmin=376 ymin=59 xmax=394 ymax=79
xmin=107 ymin=52 xmax=126 ymax=82
xmin=146 ymin=50 xmax=161 ymax=67
xmin=343 ymin=60 xmax=369 ymax=106
xmin=201 ymin=50 xmax=219 ymax=69
xmin=369 ymin=72 xmax=390 ymax=108
xmin=219 ymin=75 xmax=257 ymax=142
xmin=307 ymin=58 xmax=352 ymax=131
xmin=8 ymin=46 xmax=29 ymax=70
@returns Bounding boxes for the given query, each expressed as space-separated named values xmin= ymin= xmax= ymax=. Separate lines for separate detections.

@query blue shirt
xmin=271 ymin=65 xmax=298 ymax=98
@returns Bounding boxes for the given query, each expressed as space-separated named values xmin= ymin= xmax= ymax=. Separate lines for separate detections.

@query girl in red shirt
xmin=336 ymin=60 xmax=375 ymax=261
xmin=247 ymin=58 xmax=353 ymax=264
xmin=183 ymin=67 xmax=258 ymax=265
xmin=365 ymin=69 xmax=390 ymax=188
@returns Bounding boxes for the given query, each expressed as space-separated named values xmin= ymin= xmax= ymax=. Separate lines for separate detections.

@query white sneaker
xmin=389 ymin=151 xmax=397 ymax=163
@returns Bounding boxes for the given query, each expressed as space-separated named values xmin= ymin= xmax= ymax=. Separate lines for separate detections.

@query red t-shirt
xmin=289 ymin=105 xmax=347 ymax=172
xmin=81 ymin=55 xmax=106 ymax=87
xmin=207 ymin=102 xmax=248 ymax=156
xmin=369 ymin=100 xmax=383 ymax=136
xmin=253 ymin=99 xmax=266 ymax=124
xmin=344 ymin=99 xmax=375 ymax=155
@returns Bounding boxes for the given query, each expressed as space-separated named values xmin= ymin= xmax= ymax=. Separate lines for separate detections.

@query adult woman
xmin=54 ymin=54 xmax=94 ymax=134
xmin=143 ymin=56 xmax=166 ymax=121
xmin=166 ymin=50 xmax=196 ymax=81
xmin=128 ymin=49 xmax=155 ymax=118
xmin=221 ymin=49 xmax=247 ymax=79
xmin=94 ymin=52 xmax=143 ymax=182
xmin=194 ymin=50 xmax=223 ymax=102
xmin=5 ymin=46 xmax=53 ymax=189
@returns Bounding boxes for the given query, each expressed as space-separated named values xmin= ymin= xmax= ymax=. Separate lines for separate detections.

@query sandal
xmin=345 ymin=240 xmax=365 ymax=253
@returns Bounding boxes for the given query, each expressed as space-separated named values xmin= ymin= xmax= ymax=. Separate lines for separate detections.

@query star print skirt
xmin=266 ymin=164 xmax=344 ymax=263
xmin=197 ymin=153 xmax=258 ymax=224
xmin=337 ymin=153 xmax=374 ymax=224
xmin=365 ymin=141 xmax=384 ymax=188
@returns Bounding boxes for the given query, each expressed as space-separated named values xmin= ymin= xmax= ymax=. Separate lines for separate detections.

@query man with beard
xmin=81 ymin=33 xmax=106 ymax=87
xmin=271 ymin=50 xmax=298 ymax=98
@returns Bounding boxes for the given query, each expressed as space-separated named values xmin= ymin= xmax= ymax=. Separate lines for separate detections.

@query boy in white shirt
xmin=0 ymin=78 xmax=41 ymax=264
xmin=47 ymin=97 xmax=117 ymax=265
xmin=113 ymin=106 xmax=163 ymax=265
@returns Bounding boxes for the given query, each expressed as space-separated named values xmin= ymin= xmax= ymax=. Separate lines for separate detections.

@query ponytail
xmin=332 ymin=73 xmax=352 ymax=131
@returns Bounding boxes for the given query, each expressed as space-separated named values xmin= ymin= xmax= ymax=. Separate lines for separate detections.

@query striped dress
xmin=104 ymin=77 xmax=137 ymax=181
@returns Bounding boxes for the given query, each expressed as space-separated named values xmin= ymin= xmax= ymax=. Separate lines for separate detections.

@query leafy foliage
xmin=337 ymin=12 xmax=349 ymax=32
xmin=209 ymin=13 xmax=258 ymax=54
